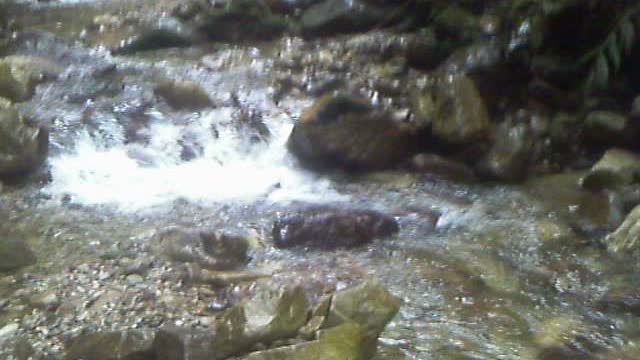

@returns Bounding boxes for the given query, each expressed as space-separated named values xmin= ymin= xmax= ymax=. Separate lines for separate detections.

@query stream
xmin=1 ymin=0 xmax=640 ymax=359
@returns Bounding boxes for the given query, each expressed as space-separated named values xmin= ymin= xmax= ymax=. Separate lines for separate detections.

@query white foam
xmin=46 ymin=108 xmax=346 ymax=212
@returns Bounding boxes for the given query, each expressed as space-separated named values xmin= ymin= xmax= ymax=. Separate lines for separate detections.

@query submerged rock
xmin=113 ymin=28 xmax=193 ymax=55
xmin=288 ymin=94 xmax=420 ymax=171
xmin=581 ymin=148 xmax=640 ymax=191
xmin=272 ymin=207 xmax=399 ymax=249
xmin=605 ymin=204 xmax=640 ymax=254
xmin=150 ymin=226 xmax=249 ymax=270
xmin=154 ymin=80 xmax=213 ymax=111
xmin=0 ymin=107 xmax=48 ymax=175
xmin=65 ymin=330 xmax=155 ymax=360
xmin=0 ymin=238 xmax=36 ymax=272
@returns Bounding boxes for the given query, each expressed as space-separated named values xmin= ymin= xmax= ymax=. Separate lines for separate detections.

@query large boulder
xmin=581 ymin=148 xmax=640 ymax=191
xmin=288 ymin=94 xmax=421 ymax=171
xmin=241 ymin=322 xmax=367 ymax=360
xmin=0 ymin=56 xmax=62 ymax=103
xmin=476 ymin=119 xmax=534 ymax=182
xmin=65 ymin=330 xmax=155 ymax=360
xmin=150 ymin=226 xmax=250 ymax=270
xmin=410 ymin=74 xmax=492 ymax=145
xmin=0 ymin=107 xmax=48 ymax=175
xmin=0 ymin=238 xmax=36 ymax=272
xmin=300 ymin=0 xmax=389 ymax=38
xmin=272 ymin=206 xmax=399 ymax=249
xmin=605 ymin=204 xmax=640 ymax=254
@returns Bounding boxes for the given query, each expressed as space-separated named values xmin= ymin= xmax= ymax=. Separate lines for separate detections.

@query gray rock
xmin=477 ymin=120 xmax=534 ymax=182
xmin=288 ymin=94 xmax=421 ymax=171
xmin=0 ymin=238 xmax=36 ymax=272
xmin=113 ymin=28 xmax=193 ymax=55
xmin=0 ymin=56 xmax=62 ymax=103
xmin=581 ymin=148 xmax=640 ymax=191
xmin=0 ymin=107 xmax=49 ymax=176
xmin=300 ymin=0 xmax=389 ymax=38
xmin=272 ymin=206 xmax=399 ymax=249
xmin=150 ymin=226 xmax=249 ymax=270
xmin=65 ymin=330 xmax=155 ymax=360
xmin=154 ymin=327 xmax=215 ymax=360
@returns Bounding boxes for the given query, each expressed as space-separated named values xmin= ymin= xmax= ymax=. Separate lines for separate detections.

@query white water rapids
xmin=45 ymin=106 xmax=346 ymax=211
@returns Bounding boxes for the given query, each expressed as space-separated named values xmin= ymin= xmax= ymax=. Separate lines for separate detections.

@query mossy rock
xmin=581 ymin=148 xmax=640 ymax=191
xmin=65 ymin=330 xmax=155 ymax=360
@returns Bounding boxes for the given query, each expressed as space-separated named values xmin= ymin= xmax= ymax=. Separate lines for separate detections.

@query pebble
xmin=126 ymin=274 xmax=144 ymax=285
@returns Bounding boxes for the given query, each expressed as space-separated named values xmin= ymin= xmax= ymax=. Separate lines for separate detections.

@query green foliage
xmin=581 ymin=3 xmax=640 ymax=92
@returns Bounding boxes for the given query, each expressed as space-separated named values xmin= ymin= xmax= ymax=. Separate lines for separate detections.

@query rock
xmin=65 ymin=330 xmax=155 ymax=360
xmin=0 ymin=237 xmax=36 ymax=272
xmin=154 ymin=80 xmax=213 ymax=111
xmin=113 ymin=29 xmax=193 ymax=55
xmin=0 ymin=55 xmax=62 ymax=103
xmin=28 ymin=291 xmax=60 ymax=311
xmin=154 ymin=327 xmax=215 ymax=360
xmin=323 ymin=281 xmax=401 ymax=359
xmin=241 ymin=322 xmax=367 ymax=360
xmin=0 ymin=107 xmax=49 ymax=175
xmin=0 ymin=323 xmax=18 ymax=338
xmin=405 ymin=28 xmax=448 ymax=71
xmin=476 ymin=120 xmax=534 ymax=182
xmin=605 ymin=204 xmax=640 ymax=254
xmin=272 ymin=206 xmax=399 ymax=249
xmin=150 ymin=226 xmax=250 ymax=270
xmin=300 ymin=0 xmax=390 ymax=38
xmin=583 ymin=111 xmax=629 ymax=144
xmin=433 ymin=5 xmax=480 ymax=43
xmin=410 ymin=74 xmax=492 ymax=145
xmin=125 ymin=274 xmax=144 ymax=285
xmin=197 ymin=0 xmax=288 ymax=42
xmin=597 ymin=274 xmax=640 ymax=315
xmin=410 ymin=153 xmax=475 ymax=181
xmin=581 ymin=148 xmax=640 ymax=191
xmin=287 ymin=94 xmax=421 ymax=171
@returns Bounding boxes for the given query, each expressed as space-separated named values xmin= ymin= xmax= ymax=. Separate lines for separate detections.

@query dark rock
xmin=476 ymin=119 xmax=534 ymax=182
xmin=433 ymin=5 xmax=480 ymax=43
xmin=287 ymin=94 xmax=421 ymax=171
xmin=150 ymin=226 xmax=250 ymax=270
xmin=0 ymin=237 xmax=36 ymax=272
xmin=154 ymin=327 xmax=215 ymax=360
xmin=65 ymin=330 xmax=155 ymax=360
xmin=300 ymin=0 xmax=390 ymax=38
xmin=154 ymin=80 xmax=213 ymax=111
xmin=197 ymin=1 xmax=288 ymax=42
xmin=272 ymin=206 xmax=399 ymax=249
xmin=583 ymin=111 xmax=630 ymax=145
xmin=0 ymin=107 xmax=49 ymax=176
xmin=404 ymin=28 xmax=449 ymax=71
xmin=410 ymin=153 xmax=475 ymax=181
xmin=113 ymin=29 xmax=193 ymax=55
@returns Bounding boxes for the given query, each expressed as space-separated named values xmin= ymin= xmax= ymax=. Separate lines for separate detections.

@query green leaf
xmin=593 ymin=53 xmax=610 ymax=89
xmin=606 ymin=33 xmax=621 ymax=71
xmin=619 ymin=18 xmax=636 ymax=54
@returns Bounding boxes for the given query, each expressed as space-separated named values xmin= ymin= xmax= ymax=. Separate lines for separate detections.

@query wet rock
xmin=241 ymin=322 xmax=366 ymax=360
xmin=272 ymin=206 xmax=399 ymax=249
xmin=65 ymin=330 xmax=155 ymax=360
xmin=583 ymin=111 xmax=629 ymax=144
xmin=300 ymin=0 xmax=389 ymax=38
xmin=154 ymin=327 xmax=215 ymax=360
xmin=323 ymin=281 xmax=401 ymax=359
xmin=28 ymin=290 xmax=60 ymax=311
xmin=410 ymin=74 xmax=492 ymax=145
xmin=287 ymin=94 xmax=420 ymax=171
xmin=433 ymin=5 xmax=480 ymax=43
xmin=0 ymin=323 xmax=18 ymax=339
xmin=0 ymin=55 xmax=62 ymax=102
xmin=597 ymin=274 xmax=640 ymax=315
xmin=113 ymin=29 xmax=193 ymax=55
xmin=154 ymin=80 xmax=213 ymax=111
xmin=477 ymin=120 xmax=534 ymax=182
xmin=605 ymin=204 xmax=640 ymax=254
xmin=405 ymin=28 xmax=448 ymax=71
xmin=197 ymin=0 xmax=288 ymax=42
xmin=410 ymin=153 xmax=475 ymax=181
xmin=0 ymin=237 xmax=36 ymax=272
xmin=0 ymin=107 xmax=49 ymax=175
xmin=150 ymin=226 xmax=250 ymax=270
xmin=581 ymin=148 xmax=640 ymax=191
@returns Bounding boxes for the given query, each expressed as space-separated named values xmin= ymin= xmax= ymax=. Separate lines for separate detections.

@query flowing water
xmin=2 ymin=1 xmax=640 ymax=359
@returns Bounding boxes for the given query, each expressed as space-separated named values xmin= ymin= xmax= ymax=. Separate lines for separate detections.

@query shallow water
xmin=2 ymin=1 xmax=640 ymax=359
